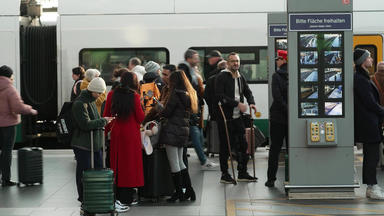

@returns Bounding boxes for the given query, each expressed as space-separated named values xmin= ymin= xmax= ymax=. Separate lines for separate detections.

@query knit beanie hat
xmin=354 ymin=48 xmax=370 ymax=66
xmin=85 ymin=69 xmax=101 ymax=82
xmin=0 ymin=65 xmax=13 ymax=78
xmin=87 ymin=77 xmax=106 ymax=93
xmin=144 ymin=61 xmax=160 ymax=74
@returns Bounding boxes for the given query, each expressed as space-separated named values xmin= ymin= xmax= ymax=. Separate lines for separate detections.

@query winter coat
xmin=270 ymin=63 xmax=288 ymax=124
xmin=215 ymin=70 xmax=255 ymax=120
xmin=0 ymin=76 xmax=35 ymax=127
xmin=103 ymin=89 xmax=145 ymax=187
xmin=70 ymin=79 xmax=82 ymax=101
xmin=354 ymin=66 xmax=384 ymax=144
xmin=204 ymin=72 xmax=220 ymax=120
xmin=80 ymin=79 xmax=106 ymax=114
xmin=158 ymin=89 xmax=191 ymax=147
xmin=71 ymin=90 xmax=108 ymax=151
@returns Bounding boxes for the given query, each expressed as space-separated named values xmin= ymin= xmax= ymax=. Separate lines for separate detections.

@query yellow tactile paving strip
xmin=227 ymin=199 xmax=384 ymax=216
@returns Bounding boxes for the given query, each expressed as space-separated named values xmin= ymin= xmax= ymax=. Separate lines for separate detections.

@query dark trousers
xmin=0 ymin=125 xmax=16 ymax=181
xmin=218 ymin=118 xmax=249 ymax=175
xmin=117 ymin=187 xmax=135 ymax=204
xmin=363 ymin=142 xmax=380 ymax=185
xmin=73 ymin=147 xmax=102 ymax=202
xmin=267 ymin=121 xmax=288 ymax=181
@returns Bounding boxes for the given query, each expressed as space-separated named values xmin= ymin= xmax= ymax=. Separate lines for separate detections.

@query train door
xmin=353 ymin=35 xmax=384 ymax=75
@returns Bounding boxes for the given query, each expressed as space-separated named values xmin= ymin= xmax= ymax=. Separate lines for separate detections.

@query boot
xmin=181 ymin=169 xmax=196 ymax=201
xmin=167 ymin=171 xmax=185 ymax=202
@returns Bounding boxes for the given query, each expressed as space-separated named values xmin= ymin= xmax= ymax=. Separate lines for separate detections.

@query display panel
xmin=300 ymin=51 xmax=318 ymax=65
xmin=324 ymin=51 xmax=342 ymax=65
xmin=301 ymin=86 xmax=318 ymax=99
xmin=325 ymin=85 xmax=342 ymax=99
xmin=324 ymin=68 xmax=342 ymax=82
xmin=301 ymin=68 xmax=318 ymax=82
xmin=276 ymin=39 xmax=288 ymax=50
xmin=325 ymin=102 xmax=343 ymax=116
xmin=301 ymin=102 xmax=319 ymax=116
xmin=297 ymin=32 xmax=344 ymax=118
xmin=300 ymin=34 xmax=318 ymax=48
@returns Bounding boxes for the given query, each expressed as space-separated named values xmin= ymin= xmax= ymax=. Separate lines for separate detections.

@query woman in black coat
xmin=158 ymin=70 xmax=198 ymax=202
xmin=354 ymin=48 xmax=384 ymax=199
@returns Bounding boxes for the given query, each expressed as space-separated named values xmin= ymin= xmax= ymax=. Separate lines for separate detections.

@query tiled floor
xmin=1 ymin=147 xmax=384 ymax=216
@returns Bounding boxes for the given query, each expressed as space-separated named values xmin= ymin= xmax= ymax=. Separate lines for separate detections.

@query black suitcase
xmin=139 ymin=148 xmax=174 ymax=202
xmin=82 ymin=130 xmax=115 ymax=215
xmin=206 ymin=120 xmax=220 ymax=155
xmin=18 ymin=147 xmax=43 ymax=186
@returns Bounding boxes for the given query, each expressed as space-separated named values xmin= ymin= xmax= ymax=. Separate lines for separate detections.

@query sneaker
xmin=220 ymin=173 xmax=236 ymax=184
xmin=201 ymin=160 xmax=219 ymax=170
xmin=237 ymin=172 xmax=258 ymax=182
xmin=265 ymin=180 xmax=275 ymax=187
xmin=115 ymin=201 xmax=130 ymax=213
xmin=1 ymin=180 xmax=17 ymax=187
xmin=366 ymin=185 xmax=384 ymax=200
xmin=116 ymin=200 xmax=129 ymax=207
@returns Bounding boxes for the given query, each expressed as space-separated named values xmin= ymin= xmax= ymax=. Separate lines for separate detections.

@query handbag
xmin=141 ymin=121 xmax=159 ymax=155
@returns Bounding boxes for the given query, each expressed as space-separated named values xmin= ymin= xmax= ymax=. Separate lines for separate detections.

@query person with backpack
xmin=103 ymin=71 xmax=145 ymax=206
xmin=0 ymin=65 xmax=38 ymax=187
xmin=71 ymin=77 xmax=115 ymax=205
xmin=70 ymin=66 xmax=85 ymax=101
xmin=265 ymin=50 xmax=288 ymax=188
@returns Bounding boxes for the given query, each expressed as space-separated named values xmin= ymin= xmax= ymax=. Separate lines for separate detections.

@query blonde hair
xmin=168 ymin=70 xmax=198 ymax=114
xmin=181 ymin=71 xmax=198 ymax=114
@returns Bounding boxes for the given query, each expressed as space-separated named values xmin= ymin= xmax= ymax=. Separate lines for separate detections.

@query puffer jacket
xmin=0 ymin=76 xmax=35 ymax=127
xmin=71 ymin=90 xmax=107 ymax=151
xmin=158 ymin=89 xmax=191 ymax=147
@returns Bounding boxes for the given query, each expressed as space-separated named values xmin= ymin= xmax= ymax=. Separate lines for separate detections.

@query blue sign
xmin=289 ymin=13 xmax=352 ymax=31
xmin=269 ymin=24 xmax=287 ymax=37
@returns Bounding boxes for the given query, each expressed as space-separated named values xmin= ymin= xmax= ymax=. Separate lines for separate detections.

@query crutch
xmin=218 ymin=102 xmax=237 ymax=185
xmin=249 ymin=106 xmax=256 ymax=179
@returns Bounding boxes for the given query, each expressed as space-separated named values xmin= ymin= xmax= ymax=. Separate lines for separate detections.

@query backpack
xmin=56 ymin=102 xmax=75 ymax=143
xmin=140 ymin=82 xmax=161 ymax=115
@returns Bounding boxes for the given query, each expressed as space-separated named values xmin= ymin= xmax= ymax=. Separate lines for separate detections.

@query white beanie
xmin=87 ymin=77 xmax=106 ymax=93
xmin=132 ymin=65 xmax=146 ymax=81
xmin=144 ymin=61 xmax=160 ymax=74
xmin=85 ymin=69 xmax=101 ymax=82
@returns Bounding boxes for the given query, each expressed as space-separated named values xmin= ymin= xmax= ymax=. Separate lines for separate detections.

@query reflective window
xmin=190 ymin=47 xmax=268 ymax=83
xmin=79 ymin=48 xmax=169 ymax=84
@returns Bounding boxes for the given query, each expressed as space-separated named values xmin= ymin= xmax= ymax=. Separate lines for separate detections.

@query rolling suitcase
xmin=82 ymin=130 xmax=115 ymax=216
xmin=18 ymin=147 xmax=43 ymax=186
xmin=206 ymin=119 xmax=220 ymax=155
xmin=139 ymin=148 xmax=174 ymax=202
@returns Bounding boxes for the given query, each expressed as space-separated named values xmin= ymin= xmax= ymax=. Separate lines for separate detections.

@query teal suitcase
xmin=82 ymin=130 xmax=115 ymax=216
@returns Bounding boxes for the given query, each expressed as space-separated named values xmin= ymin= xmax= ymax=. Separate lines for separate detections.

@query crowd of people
xmin=1 ymin=47 xmax=384 ymax=216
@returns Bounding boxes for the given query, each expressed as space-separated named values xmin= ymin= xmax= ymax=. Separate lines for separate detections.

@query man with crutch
xmin=215 ymin=52 xmax=258 ymax=184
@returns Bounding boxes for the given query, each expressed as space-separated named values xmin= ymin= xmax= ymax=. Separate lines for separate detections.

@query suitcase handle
xmin=90 ymin=128 xmax=106 ymax=169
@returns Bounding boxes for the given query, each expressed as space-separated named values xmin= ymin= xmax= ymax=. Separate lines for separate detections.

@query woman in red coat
xmin=103 ymin=70 xmax=144 ymax=205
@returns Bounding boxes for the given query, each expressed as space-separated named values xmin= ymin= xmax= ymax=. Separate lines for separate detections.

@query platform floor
xmin=1 ymin=147 xmax=384 ymax=216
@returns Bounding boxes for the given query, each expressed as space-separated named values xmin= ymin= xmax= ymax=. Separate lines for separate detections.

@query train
xmin=0 ymin=0 xmax=383 ymax=146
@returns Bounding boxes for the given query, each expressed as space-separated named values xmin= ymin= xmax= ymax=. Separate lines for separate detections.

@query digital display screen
xmin=301 ymin=102 xmax=319 ymax=116
xmin=301 ymin=68 xmax=318 ymax=82
xmin=301 ymin=86 xmax=318 ymax=99
xmin=300 ymin=34 xmax=318 ymax=48
xmin=325 ymin=85 xmax=342 ymax=99
xmin=324 ymin=68 xmax=342 ymax=82
xmin=325 ymin=102 xmax=343 ymax=116
xmin=300 ymin=51 xmax=318 ymax=65
xmin=324 ymin=51 xmax=342 ymax=65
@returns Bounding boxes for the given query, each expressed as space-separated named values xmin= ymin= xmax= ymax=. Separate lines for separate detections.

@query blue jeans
xmin=189 ymin=126 xmax=207 ymax=165
xmin=0 ymin=126 xmax=16 ymax=181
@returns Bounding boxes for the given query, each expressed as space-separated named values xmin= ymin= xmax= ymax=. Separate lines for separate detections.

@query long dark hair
xmin=111 ymin=71 xmax=138 ymax=118
xmin=167 ymin=70 xmax=198 ymax=113
xmin=72 ymin=66 xmax=85 ymax=80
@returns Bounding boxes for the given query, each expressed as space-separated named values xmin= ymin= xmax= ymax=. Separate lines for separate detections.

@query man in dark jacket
xmin=265 ymin=50 xmax=288 ymax=188
xmin=71 ymin=77 xmax=114 ymax=204
xmin=354 ymin=48 xmax=384 ymax=200
xmin=178 ymin=49 xmax=218 ymax=170
xmin=204 ymin=50 xmax=223 ymax=80
xmin=215 ymin=52 xmax=257 ymax=184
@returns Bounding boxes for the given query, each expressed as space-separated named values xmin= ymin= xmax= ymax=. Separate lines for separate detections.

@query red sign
xmin=342 ymin=0 xmax=350 ymax=4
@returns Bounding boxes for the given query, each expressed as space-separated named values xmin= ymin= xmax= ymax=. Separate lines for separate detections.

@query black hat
xmin=206 ymin=50 xmax=222 ymax=58
xmin=354 ymin=48 xmax=370 ymax=66
xmin=0 ymin=65 xmax=13 ymax=78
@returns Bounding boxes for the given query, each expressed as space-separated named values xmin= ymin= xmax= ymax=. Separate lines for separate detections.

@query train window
xmin=355 ymin=45 xmax=377 ymax=75
xmin=190 ymin=47 xmax=268 ymax=83
xmin=79 ymin=48 xmax=169 ymax=85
